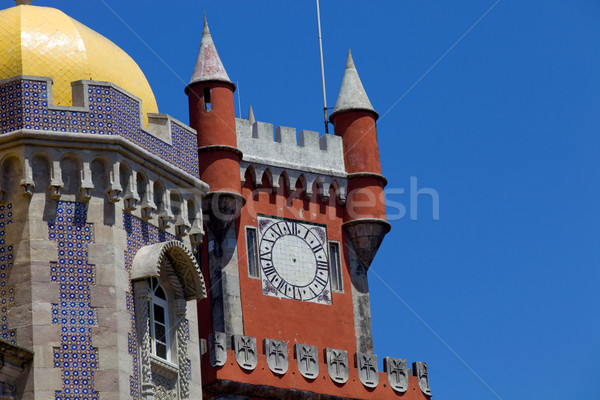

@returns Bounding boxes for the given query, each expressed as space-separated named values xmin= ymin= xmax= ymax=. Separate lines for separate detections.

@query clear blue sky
xmin=39 ymin=1 xmax=600 ymax=398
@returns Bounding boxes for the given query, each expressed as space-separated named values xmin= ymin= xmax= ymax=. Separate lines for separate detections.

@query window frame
xmin=328 ymin=241 xmax=343 ymax=293
xmin=245 ymin=226 xmax=260 ymax=279
xmin=148 ymin=277 xmax=171 ymax=362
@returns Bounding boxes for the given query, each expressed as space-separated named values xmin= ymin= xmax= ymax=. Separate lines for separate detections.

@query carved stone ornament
xmin=325 ymin=348 xmax=348 ymax=384
xmin=295 ymin=344 xmax=319 ymax=379
xmin=356 ymin=352 xmax=379 ymax=388
xmin=233 ymin=335 xmax=257 ymax=371
xmin=21 ymin=182 xmax=34 ymax=198
xmin=384 ymin=357 xmax=408 ymax=393
xmin=264 ymin=339 xmax=288 ymax=375
xmin=105 ymin=187 xmax=121 ymax=203
xmin=413 ymin=361 xmax=432 ymax=396
xmin=79 ymin=187 xmax=92 ymax=202
xmin=209 ymin=332 xmax=227 ymax=367
xmin=49 ymin=184 xmax=62 ymax=200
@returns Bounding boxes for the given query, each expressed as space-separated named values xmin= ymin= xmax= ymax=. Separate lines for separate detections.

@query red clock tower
xmin=188 ymin=17 xmax=432 ymax=400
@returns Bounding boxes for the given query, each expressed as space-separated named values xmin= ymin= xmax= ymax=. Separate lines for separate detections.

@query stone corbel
xmin=337 ymin=189 xmax=347 ymax=206
xmin=186 ymin=195 xmax=204 ymax=245
xmin=140 ymin=202 xmax=156 ymax=221
xmin=174 ymin=217 xmax=191 ymax=238
xmin=21 ymin=183 xmax=35 ymax=199
xmin=123 ymin=172 xmax=140 ymax=212
xmin=174 ymin=194 xmax=191 ymax=237
xmin=140 ymin=180 xmax=157 ymax=221
xmin=157 ymin=211 xmax=173 ymax=230
xmin=157 ymin=189 xmax=174 ymax=230
xmin=105 ymin=186 xmax=121 ymax=203
xmin=188 ymin=226 xmax=204 ymax=246
xmin=49 ymin=159 xmax=63 ymax=200
xmin=20 ymin=158 xmax=35 ymax=198
xmin=79 ymin=161 xmax=94 ymax=202
xmin=105 ymin=162 xmax=122 ymax=203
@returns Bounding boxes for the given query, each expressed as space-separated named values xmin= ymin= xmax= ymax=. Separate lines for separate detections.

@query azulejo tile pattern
xmin=124 ymin=213 xmax=192 ymax=398
xmin=0 ymin=78 xmax=199 ymax=177
xmin=48 ymin=201 xmax=98 ymax=400
xmin=0 ymin=204 xmax=16 ymax=344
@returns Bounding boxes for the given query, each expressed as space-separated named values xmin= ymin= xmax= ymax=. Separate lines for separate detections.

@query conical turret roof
xmin=330 ymin=49 xmax=377 ymax=121
xmin=189 ymin=15 xmax=233 ymax=87
xmin=248 ymin=105 xmax=255 ymax=124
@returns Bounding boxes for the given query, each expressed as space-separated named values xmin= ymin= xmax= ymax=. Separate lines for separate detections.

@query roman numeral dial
xmin=257 ymin=216 xmax=331 ymax=304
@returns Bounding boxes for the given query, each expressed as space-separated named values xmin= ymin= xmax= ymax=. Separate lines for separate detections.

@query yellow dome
xmin=0 ymin=4 xmax=159 ymax=126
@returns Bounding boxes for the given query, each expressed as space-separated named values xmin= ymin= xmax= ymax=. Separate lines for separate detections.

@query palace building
xmin=0 ymin=2 xmax=431 ymax=399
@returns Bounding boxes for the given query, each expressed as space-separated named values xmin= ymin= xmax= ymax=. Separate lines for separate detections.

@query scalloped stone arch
xmin=131 ymin=240 xmax=206 ymax=300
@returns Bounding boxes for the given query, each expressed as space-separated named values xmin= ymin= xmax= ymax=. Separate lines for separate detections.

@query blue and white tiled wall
xmin=0 ymin=78 xmax=199 ymax=177
xmin=48 ymin=201 xmax=98 ymax=400
xmin=0 ymin=203 xmax=16 ymax=344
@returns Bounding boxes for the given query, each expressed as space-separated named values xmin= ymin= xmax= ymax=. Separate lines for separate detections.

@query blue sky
xmin=37 ymin=1 xmax=600 ymax=398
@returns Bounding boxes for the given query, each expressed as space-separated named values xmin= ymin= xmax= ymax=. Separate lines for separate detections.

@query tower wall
xmin=197 ymin=116 xmax=429 ymax=399
xmin=0 ymin=76 xmax=207 ymax=400
xmin=188 ymin=82 xmax=241 ymax=194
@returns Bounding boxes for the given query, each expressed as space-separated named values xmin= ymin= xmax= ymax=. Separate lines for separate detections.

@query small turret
xmin=186 ymin=16 xmax=244 ymax=246
xmin=330 ymin=50 xmax=390 ymax=268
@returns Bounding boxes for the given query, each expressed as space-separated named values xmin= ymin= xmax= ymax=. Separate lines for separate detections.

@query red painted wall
xmin=202 ymin=351 xmax=430 ymax=400
xmin=236 ymin=181 xmax=357 ymax=354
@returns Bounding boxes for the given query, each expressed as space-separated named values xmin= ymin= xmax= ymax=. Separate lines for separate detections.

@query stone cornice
xmin=0 ymin=129 xmax=209 ymax=194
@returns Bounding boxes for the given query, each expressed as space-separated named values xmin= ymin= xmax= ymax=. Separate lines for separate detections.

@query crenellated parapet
xmin=236 ymin=118 xmax=348 ymax=203
xmin=236 ymin=118 xmax=346 ymax=175
xmin=0 ymin=75 xmax=199 ymax=178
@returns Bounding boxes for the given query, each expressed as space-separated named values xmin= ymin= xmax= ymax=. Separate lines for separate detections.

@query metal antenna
xmin=316 ymin=0 xmax=329 ymax=134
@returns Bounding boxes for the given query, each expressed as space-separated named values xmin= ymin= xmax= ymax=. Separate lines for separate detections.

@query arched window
xmin=131 ymin=241 xmax=207 ymax=399
xmin=148 ymin=277 xmax=170 ymax=361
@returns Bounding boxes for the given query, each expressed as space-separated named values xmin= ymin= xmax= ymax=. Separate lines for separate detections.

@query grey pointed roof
xmin=189 ymin=15 xmax=233 ymax=86
xmin=330 ymin=49 xmax=377 ymax=120
xmin=248 ymin=105 xmax=255 ymax=124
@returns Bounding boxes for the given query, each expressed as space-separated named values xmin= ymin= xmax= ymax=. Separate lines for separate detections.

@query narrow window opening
xmin=329 ymin=242 xmax=343 ymax=292
xmin=246 ymin=227 xmax=259 ymax=278
xmin=203 ymin=87 xmax=212 ymax=111
xmin=148 ymin=277 xmax=170 ymax=361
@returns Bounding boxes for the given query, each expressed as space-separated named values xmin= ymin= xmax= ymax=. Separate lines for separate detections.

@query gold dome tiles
xmin=0 ymin=5 xmax=158 ymax=126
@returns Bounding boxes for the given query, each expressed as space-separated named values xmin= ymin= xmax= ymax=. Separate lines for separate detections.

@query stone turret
xmin=330 ymin=49 xmax=390 ymax=268
xmin=186 ymin=15 xmax=244 ymax=246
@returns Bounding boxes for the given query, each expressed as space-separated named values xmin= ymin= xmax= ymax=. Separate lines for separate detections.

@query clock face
xmin=257 ymin=215 xmax=331 ymax=305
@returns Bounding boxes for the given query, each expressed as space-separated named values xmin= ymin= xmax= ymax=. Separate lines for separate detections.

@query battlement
xmin=0 ymin=75 xmax=199 ymax=178
xmin=236 ymin=118 xmax=346 ymax=177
